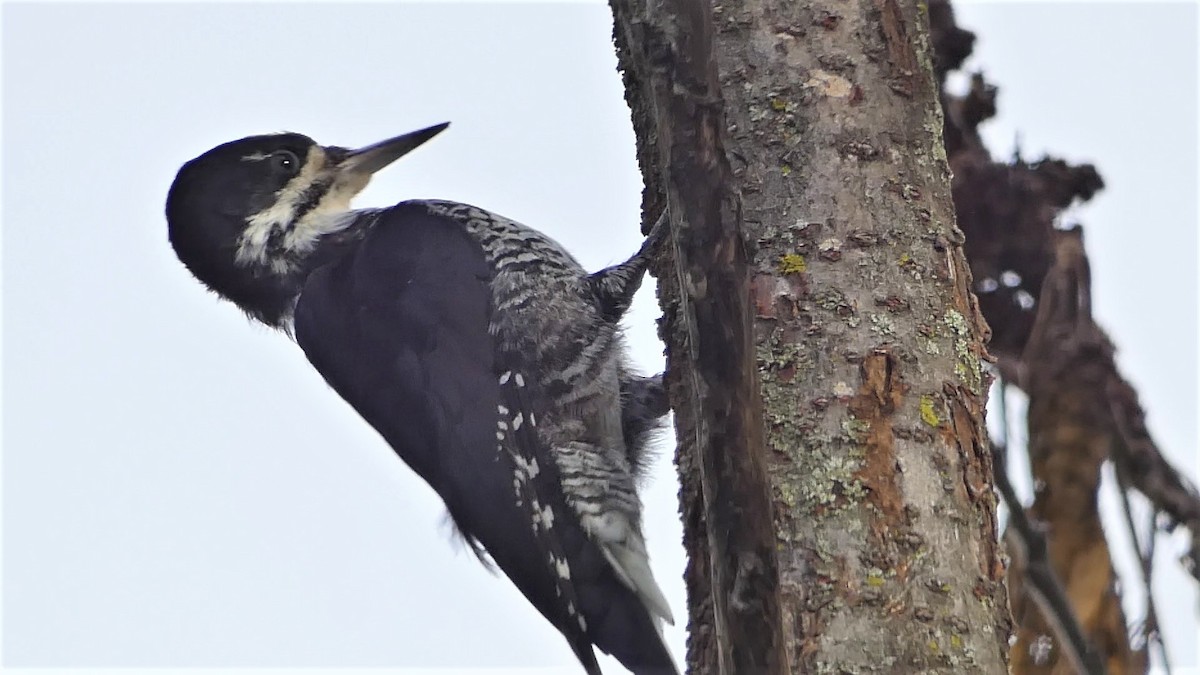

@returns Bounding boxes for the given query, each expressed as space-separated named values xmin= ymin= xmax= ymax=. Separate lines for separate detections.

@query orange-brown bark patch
xmin=849 ymin=349 xmax=907 ymax=537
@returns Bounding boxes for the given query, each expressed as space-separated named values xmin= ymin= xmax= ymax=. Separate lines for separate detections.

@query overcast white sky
xmin=2 ymin=1 xmax=1196 ymax=673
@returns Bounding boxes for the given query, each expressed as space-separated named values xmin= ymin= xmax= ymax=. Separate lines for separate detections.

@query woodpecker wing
xmin=292 ymin=203 xmax=675 ymax=675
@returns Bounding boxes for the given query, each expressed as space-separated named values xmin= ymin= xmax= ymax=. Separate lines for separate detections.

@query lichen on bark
xmin=610 ymin=0 xmax=1011 ymax=672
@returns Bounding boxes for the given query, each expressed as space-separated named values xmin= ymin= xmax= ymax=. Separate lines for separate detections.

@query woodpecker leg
xmin=620 ymin=373 xmax=670 ymax=477
xmin=622 ymin=373 xmax=669 ymax=420
xmin=588 ymin=209 xmax=669 ymax=324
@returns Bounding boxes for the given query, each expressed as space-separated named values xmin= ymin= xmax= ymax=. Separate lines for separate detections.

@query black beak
xmin=339 ymin=122 xmax=450 ymax=175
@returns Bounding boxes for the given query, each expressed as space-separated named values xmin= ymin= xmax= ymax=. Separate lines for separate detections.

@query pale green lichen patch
xmin=869 ymin=312 xmax=896 ymax=337
xmin=918 ymin=335 xmax=941 ymax=356
xmin=943 ymin=309 xmax=969 ymax=336
xmin=760 ymin=378 xmax=806 ymax=433
xmin=814 ymin=289 xmax=854 ymax=315
xmin=802 ymin=451 xmax=866 ymax=508
xmin=776 ymin=481 xmax=799 ymax=508
xmin=943 ymin=309 xmax=982 ymax=392
xmin=756 ymin=335 xmax=810 ymax=373
xmin=758 ymin=338 xmax=829 ymax=470
xmin=841 ymin=416 xmax=870 ymax=442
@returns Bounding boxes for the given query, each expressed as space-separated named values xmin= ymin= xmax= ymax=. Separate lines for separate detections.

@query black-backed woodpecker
xmin=165 ymin=123 xmax=677 ymax=675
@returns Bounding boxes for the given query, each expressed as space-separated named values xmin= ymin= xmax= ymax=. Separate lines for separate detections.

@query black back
xmin=292 ymin=202 xmax=677 ymax=674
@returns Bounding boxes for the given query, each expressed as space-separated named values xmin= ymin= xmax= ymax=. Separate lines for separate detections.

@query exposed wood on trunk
xmin=608 ymin=1 xmax=785 ymax=672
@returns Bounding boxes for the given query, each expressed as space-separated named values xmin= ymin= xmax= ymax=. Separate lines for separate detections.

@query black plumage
xmin=166 ymin=126 xmax=676 ymax=675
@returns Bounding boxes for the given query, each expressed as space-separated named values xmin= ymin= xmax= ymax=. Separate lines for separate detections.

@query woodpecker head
xmin=166 ymin=122 xmax=448 ymax=326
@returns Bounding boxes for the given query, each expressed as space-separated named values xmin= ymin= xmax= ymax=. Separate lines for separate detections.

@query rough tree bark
xmin=609 ymin=1 xmax=786 ymax=672
xmin=610 ymin=0 xmax=1011 ymax=672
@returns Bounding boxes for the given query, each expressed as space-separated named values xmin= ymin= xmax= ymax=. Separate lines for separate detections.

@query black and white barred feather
xmin=166 ymin=129 xmax=676 ymax=674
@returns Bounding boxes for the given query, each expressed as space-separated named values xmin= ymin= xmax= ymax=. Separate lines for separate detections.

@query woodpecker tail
xmin=586 ymin=582 xmax=680 ymax=675
xmin=621 ymin=623 xmax=681 ymax=675
xmin=634 ymin=627 xmax=681 ymax=675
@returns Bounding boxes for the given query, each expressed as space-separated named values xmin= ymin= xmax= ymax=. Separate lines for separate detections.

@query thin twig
xmin=1113 ymin=452 xmax=1170 ymax=674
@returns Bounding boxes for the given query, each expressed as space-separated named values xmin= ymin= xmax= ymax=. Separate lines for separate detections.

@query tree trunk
xmin=608 ymin=0 xmax=786 ymax=672
xmin=610 ymin=0 xmax=1012 ymax=672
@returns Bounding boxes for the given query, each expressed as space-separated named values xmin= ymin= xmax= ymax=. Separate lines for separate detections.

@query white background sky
xmin=2 ymin=1 xmax=1196 ymax=673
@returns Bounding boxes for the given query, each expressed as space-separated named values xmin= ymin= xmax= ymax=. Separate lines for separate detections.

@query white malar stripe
xmin=234 ymin=145 xmax=369 ymax=274
xmin=236 ymin=145 xmax=328 ymax=269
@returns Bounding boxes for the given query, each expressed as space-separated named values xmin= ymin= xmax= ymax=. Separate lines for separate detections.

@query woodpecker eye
xmin=269 ymin=151 xmax=300 ymax=176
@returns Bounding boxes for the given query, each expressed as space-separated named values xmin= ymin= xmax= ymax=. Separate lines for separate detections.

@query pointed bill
xmin=339 ymin=122 xmax=450 ymax=175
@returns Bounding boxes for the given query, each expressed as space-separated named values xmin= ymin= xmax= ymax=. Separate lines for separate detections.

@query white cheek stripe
xmin=234 ymin=146 xmax=367 ymax=274
xmin=236 ymin=146 xmax=327 ymax=267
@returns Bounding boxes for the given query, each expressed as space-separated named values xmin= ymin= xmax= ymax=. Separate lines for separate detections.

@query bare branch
xmin=994 ymin=437 xmax=1107 ymax=675
xmin=1108 ymin=381 xmax=1200 ymax=584
xmin=1112 ymin=465 xmax=1171 ymax=674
